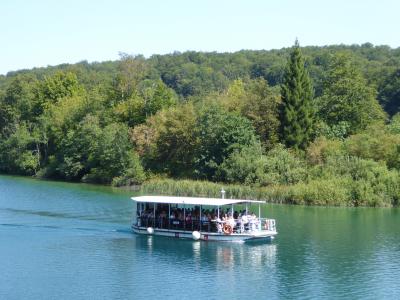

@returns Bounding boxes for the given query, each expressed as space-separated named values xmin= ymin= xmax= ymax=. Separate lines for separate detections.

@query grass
xmin=140 ymin=178 xmax=398 ymax=207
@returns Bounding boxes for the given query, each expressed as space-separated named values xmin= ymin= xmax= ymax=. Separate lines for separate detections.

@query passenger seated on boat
xmin=178 ymin=210 xmax=184 ymax=222
xmin=200 ymin=214 xmax=209 ymax=231
xmin=185 ymin=213 xmax=192 ymax=222
xmin=212 ymin=216 xmax=223 ymax=233
xmin=249 ymin=213 xmax=261 ymax=230
xmin=241 ymin=214 xmax=249 ymax=232
xmin=227 ymin=213 xmax=235 ymax=228
xmin=201 ymin=214 xmax=208 ymax=222
xmin=236 ymin=213 xmax=242 ymax=233
xmin=140 ymin=210 xmax=152 ymax=227
xmin=249 ymin=213 xmax=258 ymax=231
xmin=158 ymin=210 xmax=167 ymax=228
xmin=222 ymin=213 xmax=228 ymax=222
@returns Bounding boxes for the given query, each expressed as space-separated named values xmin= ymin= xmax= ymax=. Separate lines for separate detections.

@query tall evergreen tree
xmin=280 ymin=40 xmax=315 ymax=149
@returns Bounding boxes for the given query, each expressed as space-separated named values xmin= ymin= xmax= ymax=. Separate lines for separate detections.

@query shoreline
xmin=1 ymin=173 xmax=397 ymax=208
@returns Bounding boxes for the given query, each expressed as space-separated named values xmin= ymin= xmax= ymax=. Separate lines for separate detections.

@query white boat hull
xmin=131 ymin=225 xmax=277 ymax=242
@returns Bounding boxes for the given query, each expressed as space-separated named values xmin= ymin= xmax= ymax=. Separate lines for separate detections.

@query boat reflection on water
xmin=214 ymin=240 xmax=277 ymax=271
xmin=136 ymin=234 xmax=277 ymax=271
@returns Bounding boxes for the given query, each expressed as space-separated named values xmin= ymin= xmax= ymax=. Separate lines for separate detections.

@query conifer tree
xmin=280 ymin=40 xmax=315 ymax=149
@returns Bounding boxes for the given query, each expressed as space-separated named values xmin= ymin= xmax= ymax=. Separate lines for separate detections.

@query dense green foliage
xmin=1 ymin=43 xmax=400 ymax=206
xmin=316 ymin=53 xmax=386 ymax=135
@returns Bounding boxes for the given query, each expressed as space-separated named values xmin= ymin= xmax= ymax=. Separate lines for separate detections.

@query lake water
xmin=1 ymin=175 xmax=399 ymax=299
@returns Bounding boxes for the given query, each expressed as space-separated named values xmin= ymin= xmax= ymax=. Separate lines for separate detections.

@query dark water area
xmin=1 ymin=175 xmax=399 ymax=299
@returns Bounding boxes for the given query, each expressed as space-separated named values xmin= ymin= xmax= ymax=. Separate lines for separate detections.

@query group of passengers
xmin=216 ymin=211 xmax=260 ymax=233
xmin=137 ymin=205 xmax=260 ymax=233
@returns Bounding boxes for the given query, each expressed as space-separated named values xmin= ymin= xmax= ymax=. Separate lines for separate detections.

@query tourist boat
xmin=131 ymin=193 xmax=277 ymax=242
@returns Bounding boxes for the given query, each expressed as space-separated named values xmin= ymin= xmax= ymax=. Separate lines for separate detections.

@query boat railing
xmin=135 ymin=216 xmax=276 ymax=233
xmin=261 ymin=218 xmax=277 ymax=232
xmin=216 ymin=218 xmax=276 ymax=233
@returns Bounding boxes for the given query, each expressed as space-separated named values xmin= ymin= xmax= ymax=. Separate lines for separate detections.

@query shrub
xmin=263 ymin=144 xmax=308 ymax=185
xmin=218 ymin=144 xmax=268 ymax=185
xmin=344 ymin=125 xmax=400 ymax=169
xmin=306 ymin=137 xmax=344 ymax=165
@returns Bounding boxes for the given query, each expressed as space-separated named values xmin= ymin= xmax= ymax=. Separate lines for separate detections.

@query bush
xmin=263 ymin=144 xmax=308 ymax=185
xmin=315 ymin=121 xmax=350 ymax=140
xmin=218 ymin=144 xmax=267 ymax=185
xmin=111 ymin=154 xmax=146 ymax=187
xmin=306 ymin=137 xmax=344 ymax=165
xmin=344 ymin=125 xmax=400 ymax=169
xmin=194 ymin=104 xmax=259 ymax=180
xmin=388 ymin=113 xmax=400 ymax=134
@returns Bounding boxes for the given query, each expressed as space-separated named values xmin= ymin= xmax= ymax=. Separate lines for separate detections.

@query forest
xmin=1 ymin=42 xmax=400 ymax=206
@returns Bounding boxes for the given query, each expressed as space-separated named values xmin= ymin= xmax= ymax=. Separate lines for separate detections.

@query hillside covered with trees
xmin=1 ymin=42 xmax=400 ymax=206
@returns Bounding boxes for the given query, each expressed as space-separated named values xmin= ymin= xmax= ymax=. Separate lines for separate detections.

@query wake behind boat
xmin=131 ymin=193 xmax=277 ymax=242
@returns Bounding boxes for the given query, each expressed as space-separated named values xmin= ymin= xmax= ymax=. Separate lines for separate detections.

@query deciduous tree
xmin=317 ymin=53 xmax=386 ymax=134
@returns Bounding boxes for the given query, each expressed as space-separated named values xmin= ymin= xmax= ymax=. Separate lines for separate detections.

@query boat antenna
xmin=221 ymin=188 xmax=226 ymax=199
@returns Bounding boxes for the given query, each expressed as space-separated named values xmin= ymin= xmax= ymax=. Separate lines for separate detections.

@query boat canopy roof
xmin=131 ymin=196 xmax=263 ymax=206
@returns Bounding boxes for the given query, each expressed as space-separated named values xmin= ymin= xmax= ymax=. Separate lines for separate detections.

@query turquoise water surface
xmin=1 ymin=175 xmax=399 ymax=299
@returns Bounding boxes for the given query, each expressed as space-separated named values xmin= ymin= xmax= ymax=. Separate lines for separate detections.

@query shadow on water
xmin=0 ymin=221 xmax=125 ymax=234
xmin=0 ymin=174 xmax=135 ymax=200
xmin=1 ymin=207 xmax=120 ymax=222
